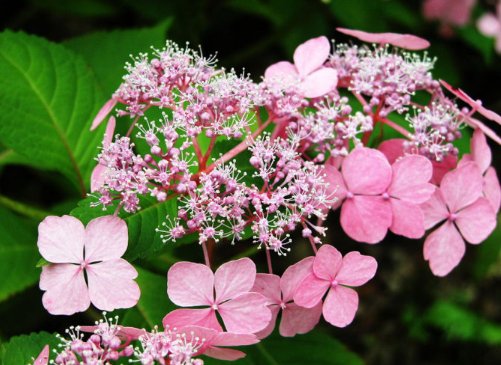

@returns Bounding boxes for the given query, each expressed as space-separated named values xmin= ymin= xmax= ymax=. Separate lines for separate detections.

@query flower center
xmin=331 ymin=279 xmax=338 ymax=287
xmin=382 ymin=192 xmax=390 ymax=200
xmin=211 ymin=303 xmax=219 ymax=311
xmin=448 ymin=212 xmax=458 ymax=222
xmin=346 ymin=191 xmax=354 ymax=199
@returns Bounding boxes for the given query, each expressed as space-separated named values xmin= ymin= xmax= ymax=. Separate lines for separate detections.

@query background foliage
xmin=0 ymin=0 xmax=500 ymax=364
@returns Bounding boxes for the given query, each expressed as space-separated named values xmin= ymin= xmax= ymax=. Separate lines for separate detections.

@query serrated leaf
xmin=0 ymin=31 xmax=104 ymax=195
xmin=0 ymin=207 xmax=39 ymax=302
xmin=1 ymin=332 xmax=58 ymax=365
xmin=64 ymin=19 xmax=172 ymax=96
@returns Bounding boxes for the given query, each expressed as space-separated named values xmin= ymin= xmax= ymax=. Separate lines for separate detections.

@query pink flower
xmin=336 ymin=27 xmax=430 ymax=50
xmin=251 ymin=257 xmax=322 ymax=338
xmin=91 ymin=98 xmax=117 ymax=131
xmin=38 ymin=215 xmax=140 ymax=315
xmin=33 ymin=345 xmax=49 ymax=365
xmin=264 ymin=36 xmax=338 ymax=98
xmin=294 ymin=245 xmax=377 ymax=327
xmin=163 ymin=258 xmax=271 ymax=334
xmin=421 ymin=162 xmax=497 ymax=276
xmin=477 ymin=2 xmax=501 ymax=53
xmin=423 ymin=0 xmax=476 ymax=27
xmin=326 ymin=147 xmax=435 ymax=243
xmin=91 ymin=116 xmax=116 ymax=192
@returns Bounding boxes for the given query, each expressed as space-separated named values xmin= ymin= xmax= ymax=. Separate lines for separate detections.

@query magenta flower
xmin=90 ymin=116 xmax=116 ymax=192
xmin=33 ymin=345 xmax=49 ymax=365
xmin=293 ymin=245 xmax=377 ymax=327
xmin=421 ymin=162 xmax=497 ymax=276
xmin=264 ymin=36 xmax=338 ymax=98
xmin=337 ymin=27 xmax=430 ymax=50
xmin=251 ymin=257 xmax=322 ymax=338
xmin=38 ymin=215 xmax=140 ymax=315
xmin=163 ymin=258 xmax=271 ymax=334
xmin=326 ymin=147 xmax=435 ymax=243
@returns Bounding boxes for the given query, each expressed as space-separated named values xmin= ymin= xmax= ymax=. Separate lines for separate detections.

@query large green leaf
xmin=0 ymin=31 xmax=104 ymax=195
xmin=1 ymin=332 xmax=58 ymax=365
xmin=64 ymin=19 xmax=172 ymax=96
xmin=0 ymin=207 xmax=39 ymax=302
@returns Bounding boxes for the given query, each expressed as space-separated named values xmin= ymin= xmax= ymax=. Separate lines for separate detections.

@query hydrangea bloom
xmin=38 ymin=215 xmax=140 ymax=315
xmin=90 ymin=116 xmax=116 ymax=192
xmin=163 ymin=258 xmax=271 ymax=334
xmin=294 ymin=245 xmax=377 ymax=327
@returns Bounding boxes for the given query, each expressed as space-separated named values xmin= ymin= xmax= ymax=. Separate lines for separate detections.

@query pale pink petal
xmin=252 ymin=274 xmax=281 ymax=305
xmin=254 ymin=305 xmax=279 ymax=339
xmin=212 ymin=331 xmax=259 ymax=346
xmin=91 ymin=99 xmax=117 ymax=131
xmin=264 ymin=61 xmax=297 ymax=81
xmin=468 ymin=117 xmax=501 ymax=145
xmin=389 ymin=155 xmax=435 ymax=204
xmin=293 ymin=36 xmax=330 ymax=76
xmin=37 ymin=216 xmax=85 ymax=264
xmin=340 ymin=196 xmax=392 ymax=244
xmin=337 ymin=28 xmax=430 ymax=50
xmin=218 ymin=292 xmax=271 ymax=334
xmin=281 ymin=256 xmax=314 ymax=302
xmin=431 ymin=154 xmax=458 ymax=185
xmin=322 ymin=163 xmax=347 ymax=210
xmin=215 ymin=258 xmax=256 ymax=303
xmin=477 ymin=13 xmax=501 ymax=37
xmin=34 ymin=345 xmax=49 ymax=365
xmin=90 ymin=164 xmax=107 ymax=193
xmin=167 ymin=262 xmax=214 ymax=307
xmin=471 ymin=129 xmax=492 ymax=173
xmin=342 ymin=148 xmax=392 ymax=195
xmin=456 ymin=198 xmax=497 ymax=244
xmin=293 ymin=273 xmax=330 ymax=308
xmin=298 ymin=67 xmax=338 ymax=98
xmin=86 ymin=259 xmax=139 ymax=311
xmin=312 ymin=244 xmax=342 ymax=281
xmin=440 ymin=162 xmax=483 ymax=212
xmin=336 ymin=251 xmax=377 ymax=287
xmin=103 ymin=116 xmax=116 ymax=147
xmin=484 ymin=167 xmax=501 ymax=212
xmin=204 ymin=347 xmax=248 ymax=361
xmin=423 ymin=221 xmax=465 ymax=277
xmin=40 ymin=264 xmax=90 ymax=315
xmin=84 ymin=216 xmax=128 ymax=262
xmin=163 ymin=308 xmax=222 ymax=332
xmin=390 ymin=199 xmax=426 ymax=239
xmin=280 ymin=302 xmax=322 ymax=337
xmin=322 ymin=286 xmax=359 ymax=327
xmin=421 ymin=189 xmax=449 ymax=229
xmin=378 ymin=139 xmax=405 ymax=164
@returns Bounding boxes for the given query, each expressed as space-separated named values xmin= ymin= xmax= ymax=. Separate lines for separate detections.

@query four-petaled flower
xmin=163 ymin=258 xmax=271 ymax=334
xmin=294 ymin=245 xmax=377 ymax=327
xmin=38 ymin=215 xmax=140 ymax=315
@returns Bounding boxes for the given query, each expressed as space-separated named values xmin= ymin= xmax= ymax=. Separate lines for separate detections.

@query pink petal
xmin=167 ymin=262 xmax=214 ymax=307
xmin=281 ymin=256 xmax=314 ymax=302
xmin=103 ymin=116 xmax=116 ymax=147
xmin=215 ymin=258 xmax=256 ymax=303
xmin=468 ymin=117 xmax=501 ymax=145
xmin=84 ymin=216 xmax=128 ymax=262
xmin=293 ymin=36 xmax=330 ymax=77
xmin=34 ymin=345 xmax=49 ymax=365
xmin=336 ymin=251 xmax=377 ymax=287
xmin=421 ymin=189 xmax=449 ymax=229
xmin=264 ymin=61 xmax=297 ymax=82
xmin=378 ymin=139 xmax=405 ymax=164
xmin=40 ymin=264 xmax=90 ymax=315
xmin=431 ymin=154 xmax=458 ymax=185
xmin=252 ymin=273 xmax=281 ymax=305
xmin=313 ymin=244 xmax=342 ymax=281
xmin=163 ymin=308 xmax=222 ymax=332
xmin=218 ymin=292 xmax=271 ymax=334
xmin=337 ymin=27 xmax=430 ymax=50
xmin=38 ymin=216 xmax=85 ymax=264
xmin=477 ymin=13 xmax=501 ymax=37
xmin=390 ymin=199 xmax=426 ymax=239
xmin=254 ymin=305 xmax=279 ymax=339
xmin=423 ymin=221 xmax=465 ymax=277
xmin=293 ymin=273 xmax=330 ymax=308
xmin=456 ymin=198 xmax=497 ymax=244
xmin=389 ymin=155 xmax=435 ymax=204
xmin=80 ymin=325 xmax=145 ymax=341
xmin=204 ymin=347 xmax=248 ymax=361
xmin=322 ymin=162 xmax=347 ymax=210
xmin=322 ymin=286 xmax=359 ymax=328
xmin=471 ymin=129 xmax=492 ymax=173
xmin=340 ymin=196 xmax=392 ymax=244
xmin=440 ymin=162 xmax=483 ymax=212
xmin=86 ymin=259 xmax=139 ymax=311
xmin=90 ymin=164 xmax=107 ymax=193
xmin=484 ymin=167 xmax=501 ymax=212
xmin=91 ymin=99 xmax=117 ymax=131
xmin=212 ymin=331 xmax=259 ymax=347
xmin=280 ymin=302 xmax=322 ymax=337
xmin=342 ymin=148 xmax=392 ymax=195
xmin=298 ymin=67 xmax=338 ymax=98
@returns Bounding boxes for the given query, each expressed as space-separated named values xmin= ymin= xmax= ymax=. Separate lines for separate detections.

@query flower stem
xmin=265 ymin=248 xmax=273 ymax=274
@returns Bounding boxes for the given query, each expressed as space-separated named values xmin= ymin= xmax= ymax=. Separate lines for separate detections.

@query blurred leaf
xmin=382 ymin=2 xmax=421 ymax=29
xmin=30 ymin=0 xmax=115 ymax=18
xmin=0 ymin=147 xmax=30 ymax=167
xmin=329 ymin=0 xmax=388 ymax=32
xmin=0 ymin=207 xmax=39 ymax=302
xmin=456 ymin=24 xmax=494 ymax=64
xmin=71 ymin=195 xmax=178 ymax=261
xmin=64 ymin=19 xmax=172 ymax=96
xmin=0 ymin=31 xmax=104 ymax=195
xmin=1 ymin=331 xmax=58 ymax=365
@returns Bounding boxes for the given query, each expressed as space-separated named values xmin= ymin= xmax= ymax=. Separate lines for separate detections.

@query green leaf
xmin=0 ymin=207 xmax=39 ymax=302
xmin=36 ymin=258 xmax=50 ymax=268
xmin=64 ymin=19 xmax=172 ymax=96
xmin=329 ymin=0 xmax=388 ymax=32
xmin=1 ymin=332 xmax=58 ymax=365
xmin=0 ymin=31 xmax=104 ymax=195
